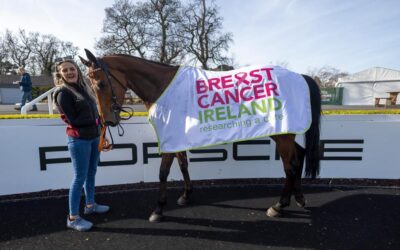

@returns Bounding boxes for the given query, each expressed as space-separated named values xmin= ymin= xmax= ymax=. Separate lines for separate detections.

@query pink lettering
xmin=221 ymin=75 xmax=234 ymax=89
xmin=235 ymin=72 xmax=250 ymax=86
xmin=239 ymin=86 xmax=253 ymax=101
xmin=253 ymin=84 xmax=266 ymax=99
xmin=196 ymin=80 xmax=208 ymax=94
xmin=197 ymin=95 xmax=209 ymax=108
xmin=265 ymin=82 xmax=279 ymax=96
xmin=209 ymin=78 xmax=221 ymax=91
xmin=210 ymin=92 xmax=225 ymax=106
xmin=260 ymin=68 xmax=274 ymax=81
xmin=249 ymin=70 xmax=263 ymax=84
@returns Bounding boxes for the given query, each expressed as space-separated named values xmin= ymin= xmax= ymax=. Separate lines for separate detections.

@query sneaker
xmin=14 ymin=107 xmax=21 ymax=110
xmin=67 ymin=216 xmax=93 ymax=231
xmin=84 ymin=203 xmax=110 ymax=215
xmin=30 ymin=107 xmax=38 ymax=111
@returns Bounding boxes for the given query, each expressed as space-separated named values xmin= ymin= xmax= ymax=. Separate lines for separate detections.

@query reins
xmin=87 ymin=59 xmax=134 ymax=152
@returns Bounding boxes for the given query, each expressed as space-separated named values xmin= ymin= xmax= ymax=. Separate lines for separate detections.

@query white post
xmin=20 ymin=87 xmax=57 ymax=115
xmin=48 ymin=93 xmax=54 ymax=115
xmin=21 ymin=104 xmax=29 ymax=115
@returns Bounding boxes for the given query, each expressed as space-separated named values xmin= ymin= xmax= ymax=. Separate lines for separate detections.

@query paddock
xmin=0 ymin=184 xmax=399 ymax=249
xmin=0 ymin=111 xmax=399 ymax=249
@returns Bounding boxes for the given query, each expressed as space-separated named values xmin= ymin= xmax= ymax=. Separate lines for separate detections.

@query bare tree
xmin=181 ymin=0 xmax=233 ymax=69
xmin=32 ymin=34 xmax=79 ymax=75
xmin=31 ymin=33 xmax=59 ymax=75
xmin=142 ymin=0 xmax=186 ymax=64
xmin=3 ymin=29 xmax=33 ymax=69
xmin=95 ymin=0 xmax=150 ymax=57
xmin=0 ymin=36 xmax=16 ymax=74
xmin=0 ymin=29 xmax=79 ymax=75
xmin=307 ymin=66 xmax=349 ymax=87
xmin=96 ymin=0 xmax=186 ymax=64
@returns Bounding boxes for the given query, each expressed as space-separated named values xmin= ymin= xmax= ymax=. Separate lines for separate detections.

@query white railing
xmin=21 ymin=87 xmax=57 ymax=115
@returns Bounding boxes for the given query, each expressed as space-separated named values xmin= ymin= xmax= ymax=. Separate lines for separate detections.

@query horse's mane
xmin=104 ymin=54 xmax=177 ymax=68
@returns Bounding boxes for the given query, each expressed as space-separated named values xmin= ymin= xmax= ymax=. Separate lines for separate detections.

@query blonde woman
xmin=53 ymin=58 xmax=109 ymax=232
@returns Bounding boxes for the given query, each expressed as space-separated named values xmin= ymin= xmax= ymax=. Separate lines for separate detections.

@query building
xmin=336 ymin=67 xmax=400 ymax=105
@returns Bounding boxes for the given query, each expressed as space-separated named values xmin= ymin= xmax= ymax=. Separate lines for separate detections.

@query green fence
xmin=320 ymin=87 xmax=343 ymax=105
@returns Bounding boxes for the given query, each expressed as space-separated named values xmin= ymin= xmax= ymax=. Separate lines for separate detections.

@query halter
xmin=87 ymin=58 xmax=134 ymax=151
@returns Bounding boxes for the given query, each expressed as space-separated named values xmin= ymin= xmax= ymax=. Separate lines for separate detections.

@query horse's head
xmin=80 ymin=49 xmax=127 ymax=127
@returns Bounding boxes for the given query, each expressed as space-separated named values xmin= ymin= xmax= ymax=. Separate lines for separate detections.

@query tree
xmin=3 ymin=29 xmax=33 ymax=69
xmin=142 ymin=0 xmax=186 ymax=64
xmin=181 ymin=0 xmax=233 ymax=69
xmin=0 ymin=29 xmax=79 ymax=75
xmin=32 ymin=34 xmax=79 ymax=75
xmin=97 ymin=0 xmax=233 ymax=68
xmin=96 ymin=0 xmax=186 ymax=64
xmin=0 ymin=36 xmax=16 ymax=74
xmin=307 ymin=66 xmax=349 ymax=87
xmin=96 ymin=0 xmax=151 ymax=57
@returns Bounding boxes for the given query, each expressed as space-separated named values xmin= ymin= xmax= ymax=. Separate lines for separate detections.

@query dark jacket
xmin=54 ymin=83 xmax=101 ymax=139
xmin=19 ymin=73 xmax=32 ymax=92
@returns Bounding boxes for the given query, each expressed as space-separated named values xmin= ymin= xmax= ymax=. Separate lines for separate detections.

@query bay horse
xmin=80 ymin=49 xmax=321 ymax=222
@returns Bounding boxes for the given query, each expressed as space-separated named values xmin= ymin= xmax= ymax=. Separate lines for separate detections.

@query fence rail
xmin=21 ymin=87 xmax=57 ymax=115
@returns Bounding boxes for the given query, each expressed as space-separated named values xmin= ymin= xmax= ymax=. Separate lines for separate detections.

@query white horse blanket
xmin=149 ymin=65 xmax=311 ymax=153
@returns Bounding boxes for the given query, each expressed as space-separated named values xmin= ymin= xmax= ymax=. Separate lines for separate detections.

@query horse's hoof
xmin=266 ymin=206 xmax=281 ymax=217
xmin=295 ymin=196 xmax=306 ymax=208
xmin=149 ymin=212 xmax=163 ymax=223
xmin=296 ymin=200 xmax=306 ymax=208
xmin=177 ymin=196 xmax=189 ymax=206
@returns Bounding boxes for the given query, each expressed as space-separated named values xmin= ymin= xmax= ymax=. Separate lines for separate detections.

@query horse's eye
xmin=97 ymin=81 xmax=106 ymax=89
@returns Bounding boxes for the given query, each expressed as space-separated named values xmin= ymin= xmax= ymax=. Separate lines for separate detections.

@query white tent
xmin=336 ymin=67 xmax=400 ymax=105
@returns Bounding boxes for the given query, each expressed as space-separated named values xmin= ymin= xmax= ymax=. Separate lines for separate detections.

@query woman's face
xmin=58 ymin=62 xmax=78 ymax=84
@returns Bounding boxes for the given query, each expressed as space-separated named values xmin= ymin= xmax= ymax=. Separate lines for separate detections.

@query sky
xmin=1 ymin=0 xmax=399 ymax=74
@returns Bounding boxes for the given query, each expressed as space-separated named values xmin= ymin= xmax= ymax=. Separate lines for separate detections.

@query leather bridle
xmin=87 ymin=58 xmax=134 ymax=151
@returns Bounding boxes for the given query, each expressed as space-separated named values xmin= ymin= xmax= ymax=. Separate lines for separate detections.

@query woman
xmin=53 ymin=58 xmax=109 ymax=232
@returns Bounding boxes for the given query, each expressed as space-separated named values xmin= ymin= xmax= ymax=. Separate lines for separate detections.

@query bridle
xmin=87 ymin=58 xmax=134 ymax=151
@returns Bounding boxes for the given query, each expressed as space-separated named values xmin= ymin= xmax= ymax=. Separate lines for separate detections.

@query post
xmin=20 ymin=87 xmax=57 ymax=115
xmin=48 ymin=93 xmax=54 ymax=115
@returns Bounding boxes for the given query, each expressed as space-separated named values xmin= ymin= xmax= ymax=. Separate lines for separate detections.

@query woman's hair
xmin=53 ymin=59 xmax=96 ymax=100
xmin=53 ymin=59 xmax=85 ymax=87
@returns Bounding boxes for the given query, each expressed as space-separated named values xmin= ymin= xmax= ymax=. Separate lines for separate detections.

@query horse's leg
xmin=293 ymin=142 xmax=306 ymax=207
xmin=175 ymin=151 xmax=193 ymax=206
xmin=149 ymin=153 xmax=174 ymax=223
xmin=267 ymin=134 xmax=298 ymax=217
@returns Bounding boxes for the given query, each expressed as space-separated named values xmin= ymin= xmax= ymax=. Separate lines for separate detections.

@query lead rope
xmin=99 ymin=125 xmax=112 ymax=152
xmin=93 ymin=85 xmax=112 ymax=152
xmin=99 ymin=104 xmax=133 ymax=151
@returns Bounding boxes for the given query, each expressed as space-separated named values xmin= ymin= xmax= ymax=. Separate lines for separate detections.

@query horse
xmin=80 ymin=49 xmax=321 ymax=222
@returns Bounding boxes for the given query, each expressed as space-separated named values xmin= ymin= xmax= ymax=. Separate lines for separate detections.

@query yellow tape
xmin=0 ymin=110 xmax=399 ymax=119
xmin=0 ymin=111 xmax=149 ymax=119
xmin=322 ymin=109 xmax=400 ymax=115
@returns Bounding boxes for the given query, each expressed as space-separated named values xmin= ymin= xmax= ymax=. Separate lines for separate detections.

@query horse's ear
xmin=84 ymin=49 xmax=98 ymax=64
xmin=79 ymin=56 xmax=91 ymax=67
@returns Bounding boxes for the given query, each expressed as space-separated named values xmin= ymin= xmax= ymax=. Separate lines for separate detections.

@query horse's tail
xmin=302 ymin=75 xmax=321 ymax=179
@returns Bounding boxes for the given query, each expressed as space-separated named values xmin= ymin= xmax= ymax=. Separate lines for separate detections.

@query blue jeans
xmin=21 ymin=91 xmax=37 ymax=109
xmin=67 ymin=136 xmax=100 ymax=216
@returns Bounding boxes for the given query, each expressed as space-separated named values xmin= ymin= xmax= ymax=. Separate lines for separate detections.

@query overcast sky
xmin=1 ymin=0 xmax=399 ymax=74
